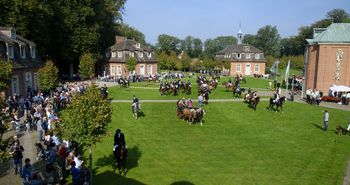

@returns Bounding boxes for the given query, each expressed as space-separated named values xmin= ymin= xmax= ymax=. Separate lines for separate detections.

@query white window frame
xmin=11 ymin=75 xmax=19 ymax=95
xmin=148 ymin=52 xmax=152 ymax=58
xmin=140 ymin=64 xmax=145 ymax=75
xmin=117 ymin=65 xmax=122 ymax=76
xmin=236 ymin=64 xmax=241 ymax=72
xmin=136 ymin=43 xmax=140 ymax=49
xmin=237 ymin=53 xmax=241 ymax=59
xmin=254 ymin=64 xmax=259 ymax=72
xmin=130 ymin=52 xmax=134 ymax=58
xmin=30 ymin=46 xmax=36 ymax=58
xmin=246 ymin=53 xmax=251 ymax=59
xmin=139 ymin=52 xmax=143 ymax=58
xmin=118 ymin=51 xmax=122 ymax=58
xmin=147 ymin=64 xmax=152 ymax=74
xmin=20 ymin=45 xmax=26 ymax=59
xmin=255 ymin=53 xmax=260 ymax=59
xmin=7 ymin=44 xmax=14 ymax=59
xmin=111 ymin=51 xmax=117 ymax=58
xmin=111 ymin=66 xmax=115 ymax=76
xmin=25 ymin=72 xmax=32 ymax=89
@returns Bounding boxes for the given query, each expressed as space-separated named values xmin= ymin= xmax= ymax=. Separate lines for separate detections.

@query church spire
xmin=237 ymin=23 xmax=243 ymax=45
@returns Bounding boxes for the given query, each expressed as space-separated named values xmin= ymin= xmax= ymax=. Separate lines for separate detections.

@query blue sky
xmin=123 ymin=0 xmax=350 ymax=44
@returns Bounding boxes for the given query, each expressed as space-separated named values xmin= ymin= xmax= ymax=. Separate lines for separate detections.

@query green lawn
xmin=108 ymin=76 xmax=275 ymax=100
xmin=91 ymin=102 xmax=350 ymax=185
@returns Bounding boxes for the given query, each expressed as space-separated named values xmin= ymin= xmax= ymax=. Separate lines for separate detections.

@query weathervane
xmin=334 ymin=49 xmax=343 ymax=81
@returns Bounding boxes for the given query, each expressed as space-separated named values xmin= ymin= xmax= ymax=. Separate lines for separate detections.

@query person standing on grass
xmin=198 ymin=94 xmax=203 ymax=107
xmin=324 ymin=110 xmax=329 ymax=131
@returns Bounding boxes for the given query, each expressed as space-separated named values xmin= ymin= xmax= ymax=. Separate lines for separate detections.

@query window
xmin=147 ymin=65 xmax=152 ymax=74
xmin=20 ymin=45 xmax=26 ymax=59
xmin=30 ymin=46 xmax=36 ymax=58
xmin=136 ymin=43 xmax=140 ymax=48
xmin=130 ymin=52 xmax=134 ymax=58
xmin=33 ymin=73 xmax=38 ymax=90
xmin=25 ymin=72 xmax=32 ymax=89
xmin=243 ymin=46 xmax=250 ymax=52
xmin=236 ymin=64 xmax=241 ymax=72
xmin=11 ymin=30 xmax=16 ymax=39
xmin=117 ymin=65 xmax=122 ymax=75
xmin=255 ymin=54 xmax=260 ymax=59
xmin=148 ymin=52 xmax=152 ymax=58
xmin=11 ymin=75 xmax=19 ymax=95
xmin=237 ymin=53 xmax=241 ymax=59
xmin=111 ymin=51 xmax=117 ymax=58
xmin=118 ymin=51 xmax=122 ymax=58
xmin=111 ymin=66 xmax=115 ymax=75
xmin=7 ymin=45 xmax=14 ymax=59
xmin=139 ymin=52 xmax=143 ymax=58
xmin=255 ymin=64 xmax=259 ymax=72
xmin=246 ymin=53 xmax=251 ymax=59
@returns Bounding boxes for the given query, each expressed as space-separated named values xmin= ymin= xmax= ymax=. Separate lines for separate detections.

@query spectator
xmin=9 ymin=142 xmax=24 ymax=175
xmin=323 ymin=110 xmax=329 ymax=131
xmin=198 ymin=94 xmax=203 ymax=107
xmin=21 ymin=158 xmax=32 ymax=185
xmin=70 ymin=161 xmax=81 ymax=185
xmin=74 ymin=153 xmax=83 ymax=169
xmin=37 ymin=117 xmax=44 ymax=142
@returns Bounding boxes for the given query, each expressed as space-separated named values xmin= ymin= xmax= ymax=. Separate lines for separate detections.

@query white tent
xmin=330 ymin=85 xmax=350 ymax=92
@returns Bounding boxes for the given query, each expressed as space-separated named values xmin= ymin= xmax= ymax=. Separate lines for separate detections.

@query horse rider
xmin=187 ymin=80 xmax=191 ymax=87
xmin=132 ymin=95 xmax=140 ymax=110
xmin=228 ymin=78 xmax=232 ymax=87
xmin=114 ymin=129 xmax=126 ymax=147
xmin=251 ymin=91 xmax=257 ymax=102
xmin=186 ymin=98 xmax=193 ymax=109
xmin=274 ymin=87 xmax=281 ymax=103
xmin=177 ymin=98 xmax=186 ymax=111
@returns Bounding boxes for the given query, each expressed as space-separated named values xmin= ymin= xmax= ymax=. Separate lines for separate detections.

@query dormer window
xmin=20 ymin=45 xmax=26 ymax=59
xmin=139 ymin=52 xmax=143 ymax=58
xmin=30 ymin=46 xmax=36 ymax=58
xmin=7 ymin=44 xmax=14 ymax=59
xmin=237 ymin=53 xmax=241 ymax=59
xmin=130 ymin=52 xmax=134 ymax=58
xmin=246 ymin=53 xmax=251 ymax=59
xmin=136 ymin=43 xmax=140 ymax=49
xmin=111 ymin=51 xmax=116 ymax=58
xmin=11 ymin=30 xmax=16 ymax=39
xmin=118 ymin=51 xmax=122 ymax=58
xmin=255 ymin=54 xmax=260 ymax=59
xmin=148 ymin=52 xmax=152 ymax=58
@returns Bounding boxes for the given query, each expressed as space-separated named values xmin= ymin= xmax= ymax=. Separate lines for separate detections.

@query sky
xmin=123 ymin=0 xmax=350 ymax=45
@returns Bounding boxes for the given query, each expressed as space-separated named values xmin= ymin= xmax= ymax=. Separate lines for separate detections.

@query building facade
xmin=105 ymin=36 xmax=158 ymax=78
xmin=215 ymin=29 xmax=265 ymax=76
xmin=0 ymin=27 xmax=42 ymax=97
xmin=305 ymin=23 xmax=350 ymax=94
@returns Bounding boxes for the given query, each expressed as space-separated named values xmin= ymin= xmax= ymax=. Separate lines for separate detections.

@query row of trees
xmin=155 ymin=9 xmax=349 ymax=71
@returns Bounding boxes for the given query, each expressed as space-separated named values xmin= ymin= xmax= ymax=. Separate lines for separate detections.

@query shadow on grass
xmin=0 ymin=160 xmax=11 ymax=178
xmin=95 ymin=146 xmax=141 ymax=173
xmin=312 ymin=123 xmax=325 ymax=131
xmin=170 ymin=181 xmax=195 ymax=185
xmin=93 ymin=170 xmax=146 ymax=185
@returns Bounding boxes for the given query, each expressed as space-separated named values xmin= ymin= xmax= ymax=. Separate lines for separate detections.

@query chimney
xmin=115 ymin=36 xmax=125 ymax=44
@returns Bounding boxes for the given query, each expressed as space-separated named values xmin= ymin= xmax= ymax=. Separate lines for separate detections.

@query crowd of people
xmin=305 ymin=88 xmax=322 ymax=105
xmin=3 ymin=81 xmax=93 ymax=185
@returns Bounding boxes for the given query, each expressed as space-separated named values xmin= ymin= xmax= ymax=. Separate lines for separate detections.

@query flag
xmin=270 ymin=60 xmax=280 ymax=74
xmin=285 ymin=60 xmax=290 ymax=82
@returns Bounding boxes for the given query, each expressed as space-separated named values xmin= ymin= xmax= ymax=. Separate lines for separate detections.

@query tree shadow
xmin=95 ymin=146 xmax=142 ymax=173
xmin=0 ymin=160 xmax=11 ymax=178
xmin=93 ymin=170 xmax=146 ymax=185
xmin=312 ymin=123 xmax=324 ymax=131
xmin=170 ymin=181 xmax=195 ymax=185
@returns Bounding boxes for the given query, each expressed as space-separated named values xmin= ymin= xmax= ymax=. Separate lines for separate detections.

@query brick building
xmin=304 ymin=23 xmax=350 ymax=94
xmin=215 ymin=28 xmax=266 ymax=76
xmin=0 ymin=27 xmax=42 ymax=97
xmin=104 ymin=36 xmax=158 ymax=78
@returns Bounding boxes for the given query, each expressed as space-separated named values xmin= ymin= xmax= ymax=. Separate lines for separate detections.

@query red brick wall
xmin=305 ymin=44 xmax=350 ymax=93
xmin=229 ymin=62 xmax=265 ymax=76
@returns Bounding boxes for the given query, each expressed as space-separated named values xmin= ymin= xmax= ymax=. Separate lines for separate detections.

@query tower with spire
xmin=237 ymin=23 xmax=243 ymax=45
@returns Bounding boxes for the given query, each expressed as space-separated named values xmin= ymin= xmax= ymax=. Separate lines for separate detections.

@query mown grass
xmin=91 ymin=102 xmax=350 ymax=185
xmin=108 ymin=76 xmax=274 ymax=100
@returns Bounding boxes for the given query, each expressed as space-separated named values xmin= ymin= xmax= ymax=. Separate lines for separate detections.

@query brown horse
xmin=181 ymin=108 xmax=205 ymax=126
xmin=250 ymin=97 xmax=260 ymax=111
xmin=268 ymin=96 xmax=286 ymax=113
xmin=113 ymin=144 xmax=127 ymax=176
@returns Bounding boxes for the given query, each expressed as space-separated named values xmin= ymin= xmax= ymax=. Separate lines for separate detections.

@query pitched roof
xmin=217 ymin=44 xmax=263 ymax=54
xmin=109 ymin=39 xmax=151 ymax=52
xmin=307 ymin=23 xmax=350 ymax=45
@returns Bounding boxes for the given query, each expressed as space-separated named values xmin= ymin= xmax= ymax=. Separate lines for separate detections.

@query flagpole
xmin=285 ymin=60 xmax=290 ymax=99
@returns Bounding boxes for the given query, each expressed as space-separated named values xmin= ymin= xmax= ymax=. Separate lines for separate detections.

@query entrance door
xmin=245 ymin=64 xmax=251 ymax=75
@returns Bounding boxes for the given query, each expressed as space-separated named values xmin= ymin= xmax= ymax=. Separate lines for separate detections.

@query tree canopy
xmin=38 ymin=60 xmax=59 ymax=92
xmin=203 ymin=36 xmax=237 ymax=59
xmin=0 ymin=60 xmax=13 ymax=91
xmin=79 ymin=53 xmax=96 ymax=80
xmin=126 ymin=57 xmax=137 ymax=72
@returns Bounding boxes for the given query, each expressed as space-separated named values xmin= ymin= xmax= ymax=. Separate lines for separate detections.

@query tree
xmin=156 ymin=34 xmax=181 ymax=55
xmin=126 ymin=57 xmax=137 ymax=73
xmin=255 ymin=25 xmax=281 ymax=57
xmin=242 ymin=34 xmax=257 ymax=45
xmin=0 ymin=60 xmax=12 ymax=161
xmin=327 ymin=9 xmax=349 ymax=23
xmin=180 ymin=52 xmax=191 ymax=71
xmin=117 ymin=23 xmax=147 ymax=45
xmin=79 ymin=53 xmax=96 ymax=80
xmin=58 ymin=83 xmax=112 ymax=185
xmin=38 ymin=60 xmax=59 ymax=93
xmin=203 ymin=36 xmax=237 ymax=59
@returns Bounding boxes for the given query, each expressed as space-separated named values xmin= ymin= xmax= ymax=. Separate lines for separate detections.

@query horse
xmin=268 ymin=96 xmax=286 ymax=113
xmin=181 ymin=108 xmax=205 ymax=126
xmin=232 ymin=87 xmax=245 ymax=98
xmin=250 ymin=96 xmax=260 ymax=110
xmin=113 ymin=144 xmax=127 ymax=176
xmin=118 ymin=78 xmax=129 ymax=88
xmin=132 ymin=102 xmax=141 ymax=119
xmin=222 ymin=82 xmax=233 ymax=91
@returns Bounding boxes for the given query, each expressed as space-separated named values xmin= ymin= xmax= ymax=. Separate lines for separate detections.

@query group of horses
xmin=176 ymin=105 xmax=206 ymax=126
xmin=159 ymin=80 xmax=192 ymax=96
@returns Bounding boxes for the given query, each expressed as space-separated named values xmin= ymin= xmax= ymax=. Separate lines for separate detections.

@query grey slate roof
xmin=215 ymin=44 xmax=265 ymax=62
xmin=217 ymin=44 xmax=263 ymax=54
xmin=307 ymin=23 xmax=350 ymax=45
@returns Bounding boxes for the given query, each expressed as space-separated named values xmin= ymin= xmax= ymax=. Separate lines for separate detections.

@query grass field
xmin=90 ymin=102 xmax=350 ymax=185
xmin=108 ymin=76 xmax=275 ymax=100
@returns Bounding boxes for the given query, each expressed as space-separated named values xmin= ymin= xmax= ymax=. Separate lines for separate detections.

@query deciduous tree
xmin=126 ymin=57 xmax=137 ymax=73
xmin=79 ymin=53 xmax=96 ymax=80
xmin=38 ymin=60 xmax=59 ymax=93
